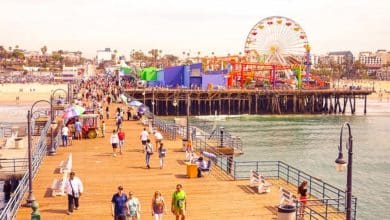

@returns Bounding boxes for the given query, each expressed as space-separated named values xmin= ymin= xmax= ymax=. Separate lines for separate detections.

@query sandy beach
xmin=335 ymin=79 xmax=390 ymax=101
xmin=0 ymin=83 xmax=68 ymax=105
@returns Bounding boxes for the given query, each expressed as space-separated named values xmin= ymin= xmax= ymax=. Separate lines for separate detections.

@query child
xmin=101 ymin=120 xmax=106 ymax=138
xmin=158 ymin=143 xmax=166 ymax=169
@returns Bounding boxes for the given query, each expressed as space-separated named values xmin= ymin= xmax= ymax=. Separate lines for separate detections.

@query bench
xmin=59 ymin=153 xmax=72 ymax=174
xmin=249 ymin=170 xmax=272 ymax=193
xmin=51 ymin=175 xmax=66 ymax=196
xmin=279 ymin=188 xmax=297 ymax=206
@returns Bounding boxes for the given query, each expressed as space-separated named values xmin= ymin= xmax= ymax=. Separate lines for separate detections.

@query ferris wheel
xmin=244 ymin=16 xmax=310 ymax=65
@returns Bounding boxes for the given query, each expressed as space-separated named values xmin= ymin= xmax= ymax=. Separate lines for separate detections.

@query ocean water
xmin=216 ymin=100 xmax=390 ymax=219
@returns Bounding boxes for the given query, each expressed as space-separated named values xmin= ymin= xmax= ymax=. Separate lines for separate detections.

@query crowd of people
xmin=58 ymin=75 xmax=189 ymax=220
xmin=111 ymin=184 xmax=187 ymax=220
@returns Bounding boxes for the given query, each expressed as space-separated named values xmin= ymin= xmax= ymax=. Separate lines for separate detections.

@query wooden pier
xmin=125 ymin=89 xmax=372 ymax=116
xmin=14 ymin=103 xmax=346 ymax=219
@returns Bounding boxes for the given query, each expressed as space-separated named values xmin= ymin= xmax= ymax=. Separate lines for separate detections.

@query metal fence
xmin=0 ymin=120 xmax=51 ymax=220
xmin=0 ymin=159 xmax=28 ymax=174
xmin=233 ymin=160 xmax=357 ymax=219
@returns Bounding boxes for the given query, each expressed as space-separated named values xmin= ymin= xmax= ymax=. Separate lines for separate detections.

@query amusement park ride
xmin=202 ymin=16 xmax=328 ymax=89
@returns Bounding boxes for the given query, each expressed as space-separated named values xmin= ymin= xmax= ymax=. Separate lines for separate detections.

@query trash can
xmin=14 ymin=138 xmax=23 ymax=149
xmin=277 ymin=204 xmax=296 ymax=220
xmin=182 ymin=139 xmax=188 ymax=152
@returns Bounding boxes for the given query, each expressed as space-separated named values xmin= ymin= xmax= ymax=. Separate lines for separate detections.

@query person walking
xmin=140 ymin=128 xmax=149 ymax=149
xmin=111 ymin=186 xmax=128 ymax=220
xmin=171 ymin=184 xmax=186 ymax=220
xmin=152 ymin=190 xmax=166 ymax=220
xmin=127 ymin=107 xmax=132 ymax=121
xmin=116 ymin=115 xmax=122 ymax=131
xmin=110 ymin=130 xmax=119 ymax=157
xmin=126 ymin=191 xmax=141 ymax=220
xmin=65 ymin=171 xmax=84 ymax=215
xmin=61 ymin=124 xmax=69 ymax=147
xmin=3 ymin=180 xmax=12 ymax=202
xmin=67 ymin=124 xmax=73 ymax=146
xmin=154 ymin=131 xmax=163 ymax=152
xmin=298 ymin=181 xmax=308 ymax=220
xmin=158 ymin=143 xmax=167 ymax=169
xmin=74 ymin=119 xmax=82 ymax=140
xmin=106 ymin=106 xmax=110 ymax=119
xmin=101 ymin=120 xmax=106 ymax=138
xmin=144 ymin=139 xmax=153 ymax=169
xmin=117 ymin=128 xmax=125 ymax=155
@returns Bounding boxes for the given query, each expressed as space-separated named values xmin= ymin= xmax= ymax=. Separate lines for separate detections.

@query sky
xmin=0 ymin=0 xmax=389 ymax=58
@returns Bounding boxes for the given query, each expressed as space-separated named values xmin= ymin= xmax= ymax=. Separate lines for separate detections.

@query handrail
xmin=0 ymin=158 xmax=28 ymax=174
xmin=233 ymin=160 xmax=357 ymax=218
xmin=0 ymin=120 xmax=50 ymax=220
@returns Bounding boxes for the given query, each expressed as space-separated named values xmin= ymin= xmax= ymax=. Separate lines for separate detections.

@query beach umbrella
xmin=129 ymin=100 xmax=143 ymax=107
xmin=62 ymin=105 xmax=85 ymax=119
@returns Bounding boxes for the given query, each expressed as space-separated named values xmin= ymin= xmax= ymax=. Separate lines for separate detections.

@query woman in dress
xmin=151 ymin=190 xmax=165 ymax=220
xmin=126 ymin=191 xmax=141 ymax=220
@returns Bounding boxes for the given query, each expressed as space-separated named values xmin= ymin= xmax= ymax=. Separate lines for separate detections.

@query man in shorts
xmin=171 ymin=184 xmax=186 ymax=220
xmin=140 ymin=128 xmax=149 ymax=149
xmin=74 ymin=119 xmax=82 ymax=140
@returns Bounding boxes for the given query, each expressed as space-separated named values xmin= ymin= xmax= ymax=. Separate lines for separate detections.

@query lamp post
xmin=48 ymin=88 xmax=67 ymax=155
xmin=186 ymin=93 xmax=190 ymax=141
xmin=142 ymin=90 xmax=146 ymax=105
xmin=25 ymin=100 xmax=52 ymax=207
xmin=334 ymin=122 xmax=354 ymax=220
xmin=220 ymin=127 xmax=224 ymax=147
xmin=172 ymin=99 xmax=178 ymax=115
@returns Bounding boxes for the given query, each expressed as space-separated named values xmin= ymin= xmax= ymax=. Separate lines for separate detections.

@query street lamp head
xmin=172 ymin=100 xmax=178 ymax=107
xmin=335 ymin=151 xmax=347 ymax=172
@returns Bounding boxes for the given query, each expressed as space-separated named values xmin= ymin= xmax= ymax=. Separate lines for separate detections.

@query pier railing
xmin=0 ymin=120 xmax=50 ymax=220
xmin=0 ymin=158 xmax=28 ymax=174
xmin=233 ymin=160 xmax=357 ymax=219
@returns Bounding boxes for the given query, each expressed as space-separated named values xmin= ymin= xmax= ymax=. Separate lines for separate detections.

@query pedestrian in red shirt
xmin=117 ymin=128 xmax=125 ymax=155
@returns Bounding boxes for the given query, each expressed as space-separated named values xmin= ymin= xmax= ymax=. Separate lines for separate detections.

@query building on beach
xmin=96 ymin=48 xmax=112 ymax=64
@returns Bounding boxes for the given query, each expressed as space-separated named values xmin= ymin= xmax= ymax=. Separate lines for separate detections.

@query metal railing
xmin=233 ymin=160 xmax=357 ymax=219
xmin=0 ymin=120 xmax=50 ymax=220
xmin=292 ymin=198 xmax=349 ymax=220
xmin=0 ymin=158 xmax=28 ymax=174
xmin=153 ymin=118 xmax=177 ymax=140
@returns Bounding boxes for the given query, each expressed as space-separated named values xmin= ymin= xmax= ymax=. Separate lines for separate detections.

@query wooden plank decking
xmin=15 ymin=103 xmax=343 ymax=219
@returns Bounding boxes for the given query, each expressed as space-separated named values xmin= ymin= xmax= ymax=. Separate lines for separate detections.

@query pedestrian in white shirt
xmin=62 ymin=125 xmax=69 ymax=147
xmin=65 ymin=171 xmax=83 ymax=215
xmin=154 ymin=131 xmax=163 ymax=152
xmin=140 ymin=128 xmax=149 ymax=149
xmin=110 ymin=130 xmax=119 ymax=157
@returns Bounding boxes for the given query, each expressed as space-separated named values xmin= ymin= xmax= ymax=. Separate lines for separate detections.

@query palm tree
xmin=41 ymin=46 xmax=47 ymax=55
xmin=112 ymin=49 xmax=118 ymax=62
